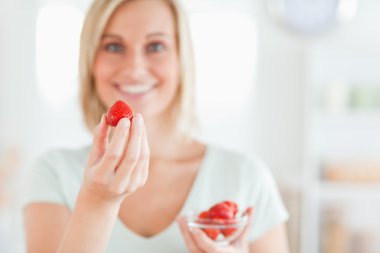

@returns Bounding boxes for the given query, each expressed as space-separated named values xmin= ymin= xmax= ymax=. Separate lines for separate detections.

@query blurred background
xmin=1 ymin=0 xmax=380 ymax=252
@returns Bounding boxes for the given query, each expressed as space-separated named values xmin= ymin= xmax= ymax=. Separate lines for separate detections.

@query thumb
xmin=232 ymin=207 xmax=254 ymax=246
xmin=87 ymin=114 xmax=109 ymax=166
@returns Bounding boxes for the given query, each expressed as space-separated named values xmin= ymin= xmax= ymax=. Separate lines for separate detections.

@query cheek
xmin=93 ymin=55 xmax=119 ymax=93
xmin=93 ymin=56 xmax=109 ymax=83
xmin=92 ymin=56 xmax=117 ymax=104
xmin=94 ymin=51 xmax=124 ymax=79
xmin=157 ymin=57 xmax=180 ymax=91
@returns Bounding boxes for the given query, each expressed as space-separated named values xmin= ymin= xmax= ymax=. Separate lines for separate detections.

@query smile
xmin=115 ymin=83 xmax=157 ymax=95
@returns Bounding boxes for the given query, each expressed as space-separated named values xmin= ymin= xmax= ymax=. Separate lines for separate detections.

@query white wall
xmin=1 ymin=1 xmax=38 ymax=252
xmin=0 ymin=1 xmax=90 ymax=252
xmin=250 ymin=0 xmax=306 ymax=188
xmin=0 ymin=0 xmax=37 ymax=152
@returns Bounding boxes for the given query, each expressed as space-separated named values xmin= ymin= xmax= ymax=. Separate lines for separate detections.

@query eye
xmin=147 ymin=42 xmax=166 ymax=53
xmin=104 ymin=43 xmax=124 ymax=53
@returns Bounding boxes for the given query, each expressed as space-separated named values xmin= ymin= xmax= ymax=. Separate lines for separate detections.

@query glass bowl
xmin=185 ymin=211 xmax=249 ymax=245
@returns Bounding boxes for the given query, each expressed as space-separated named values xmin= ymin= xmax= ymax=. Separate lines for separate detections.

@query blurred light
xmin=189 ymin=13 xmax=257 ymax=148
xmin=337 ymin=0 xmax=358 ymax=23
xmin=267 ymin=0 xmax=358 ymax=35
xmin=190 ymin=13 xmax=257 ymax=105
xmin=36 ymin=6 xmax=83 ymax=106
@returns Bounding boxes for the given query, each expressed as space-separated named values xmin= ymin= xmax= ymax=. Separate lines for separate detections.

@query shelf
xmin=308 ymin=112 xmax=380 ymax=157
xmin=315 ymin=110 xmax=380 ymax=120
xmin=318 ymin=181 xmax=380 ymax=202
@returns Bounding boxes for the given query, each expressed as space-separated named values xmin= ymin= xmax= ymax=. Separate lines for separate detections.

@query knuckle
xmin=91 ymin=175 xmax=108 ymax=186
xmin=108 ymin=185 xmax=125 ymax=195
xmin=140 ymin=150 xmax=150 ymax=160
xmin=142 ymin=169 xmax=149 ymax=181
xmin=133 ymin=121 xmax=143 ymax=131
xmin=104 ymin=151 xmax=120 ymax=162
xmin=141 ymin=174 xmax=148 ymax=185
xmin=93 ymin=124 xmax=102 ymax=136
xmin=125 ymin=153 xmax=139 ymax=165
xmin=127 ymin=182 xmax=139 ymax=193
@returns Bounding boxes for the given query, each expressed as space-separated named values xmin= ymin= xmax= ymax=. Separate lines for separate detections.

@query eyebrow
xmin=146 ymin=32 xmax=170 ymax=38
xmin=101 ymin=34 xmax=122 ymax=40
xmin=101 ymin=32 xmax=170 ymax=40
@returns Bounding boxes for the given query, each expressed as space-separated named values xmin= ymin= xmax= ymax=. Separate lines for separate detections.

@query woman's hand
xmin=177 ymin=208 xmax=254 ymax=253
xmin=82 ymin=113 xmax=150 ymax=205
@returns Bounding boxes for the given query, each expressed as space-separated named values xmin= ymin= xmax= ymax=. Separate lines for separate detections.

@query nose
xmin=120 ymin=50 xmax=147 ymax=79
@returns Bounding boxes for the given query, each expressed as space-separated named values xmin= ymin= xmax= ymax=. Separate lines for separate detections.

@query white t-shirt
xmin=24 ymin=145 xmax=289 ymax=252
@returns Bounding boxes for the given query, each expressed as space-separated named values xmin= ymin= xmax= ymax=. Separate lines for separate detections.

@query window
xmin=191 ymin=13 xmax=257 ymax=105
xmin=190 ymin=13 xmax=257 ymax=147
xmin=36 ymin=6 xmax=83 ymax=106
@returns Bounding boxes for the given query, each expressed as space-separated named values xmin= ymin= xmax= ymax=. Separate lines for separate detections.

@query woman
xmin=24 ymin=0 xmax=289 ymax=252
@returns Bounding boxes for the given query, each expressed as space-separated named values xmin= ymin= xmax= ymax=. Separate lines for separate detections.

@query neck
xmin=144 ymin=113 xmax=188 ymax=161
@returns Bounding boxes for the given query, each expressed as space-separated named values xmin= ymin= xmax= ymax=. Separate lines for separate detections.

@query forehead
xmin=104 ymin=0 xmax=176 ymax=36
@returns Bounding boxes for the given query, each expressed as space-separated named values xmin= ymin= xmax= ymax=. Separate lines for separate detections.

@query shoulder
xmin=24 ymin=146 xmax=91 ymax=208
xmin=35 ymin=146 xmax=90 ymax=164
xmin=38 ymin=146 xmax=90 ymax=161
xmin=30 ymin=146 xmax=90 ymax=176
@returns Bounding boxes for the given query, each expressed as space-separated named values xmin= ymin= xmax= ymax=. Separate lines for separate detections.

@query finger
xmin=113 ymin=113 xmax=144 ymax=189
xmin=190 ymin=228 xmax=220 ymax=253
xmin=123 ymin=144 xmax=149 ymax=193
xmin=139 ymin=138 xmax=150 ymax=186
xmin=176 ymin=216 xmax=204 ymax=253
xmin=87 ymin=114 xmax=109 ymax=166
xmin=97 ymin=118 xmax=131 ymax=176
xmin=232 ymin=207 xmax=254 ymax=245
xmin=125 ymin=124 xmax=150 ymax=192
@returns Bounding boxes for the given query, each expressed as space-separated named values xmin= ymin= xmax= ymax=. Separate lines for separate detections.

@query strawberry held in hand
xmin=106 ymin=100 xmax=134 ymax=127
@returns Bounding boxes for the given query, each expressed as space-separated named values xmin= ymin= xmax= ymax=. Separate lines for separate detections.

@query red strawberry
xmin=197 ymin=211 xmax=220 ymax=240
xmin=106 ymin=100 xmax=134 ymax=127
xmin=222 ymin=201 xmax=238 ymax=217
xmin=221 ymin=228 xmax=237 ymax=237
xmin=198 ymin=211 xmax=210 ymax=219
xmin=203 ymin=228 xmax=220 ymax=240
xmin=208 ymin=203 xmax=234 ymax=220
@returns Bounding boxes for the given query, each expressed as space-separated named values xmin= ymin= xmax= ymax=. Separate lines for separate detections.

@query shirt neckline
xmin=115 ymin=144 xmax=214 ymax=242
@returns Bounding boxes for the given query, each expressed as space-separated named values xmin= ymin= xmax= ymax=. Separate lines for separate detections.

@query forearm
xmin=57 ymin=188 xmax=121 ymax=253
xmin=249 ymin=224 xmax=289 ymax=253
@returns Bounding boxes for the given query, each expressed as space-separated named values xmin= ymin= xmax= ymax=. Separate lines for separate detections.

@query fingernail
xmin=133 ymin=113 xmax=143 ymax=125
xmin=99 ymin=114 xmax=105 ymax=125
xmin=119 ymin=118 xmax=130 ymax=128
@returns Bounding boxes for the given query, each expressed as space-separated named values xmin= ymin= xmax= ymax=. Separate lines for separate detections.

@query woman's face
xmin=93 ymin=0 xmax=179 ymax=118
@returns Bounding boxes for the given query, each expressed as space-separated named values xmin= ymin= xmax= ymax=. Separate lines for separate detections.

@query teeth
xmin=119 ymin=84 xmax=154 ymax=94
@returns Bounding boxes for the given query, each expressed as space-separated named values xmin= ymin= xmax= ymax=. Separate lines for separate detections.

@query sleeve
xmin=22 ymin=152 xmax=66 ymax=207
xmin=245 ymin=158 xmax=289 ymax=242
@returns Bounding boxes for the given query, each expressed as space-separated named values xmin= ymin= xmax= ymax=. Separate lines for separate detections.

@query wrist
xmin=57 ymin=187 xmax=122 ymax=253
xmin=76 ymin=186 xmax=123 ymax=216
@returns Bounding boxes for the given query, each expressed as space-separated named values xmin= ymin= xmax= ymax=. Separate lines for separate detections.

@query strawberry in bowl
xmin=185 ymin=201 xmax=250 ymax=245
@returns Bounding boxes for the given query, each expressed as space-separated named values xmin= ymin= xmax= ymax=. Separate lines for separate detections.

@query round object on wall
xmin=267 ymin=0 xmax=358 ymax=36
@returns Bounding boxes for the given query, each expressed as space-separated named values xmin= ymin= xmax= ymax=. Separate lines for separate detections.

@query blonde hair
xmin=79 ymin=0 xmax=197 ymax=136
